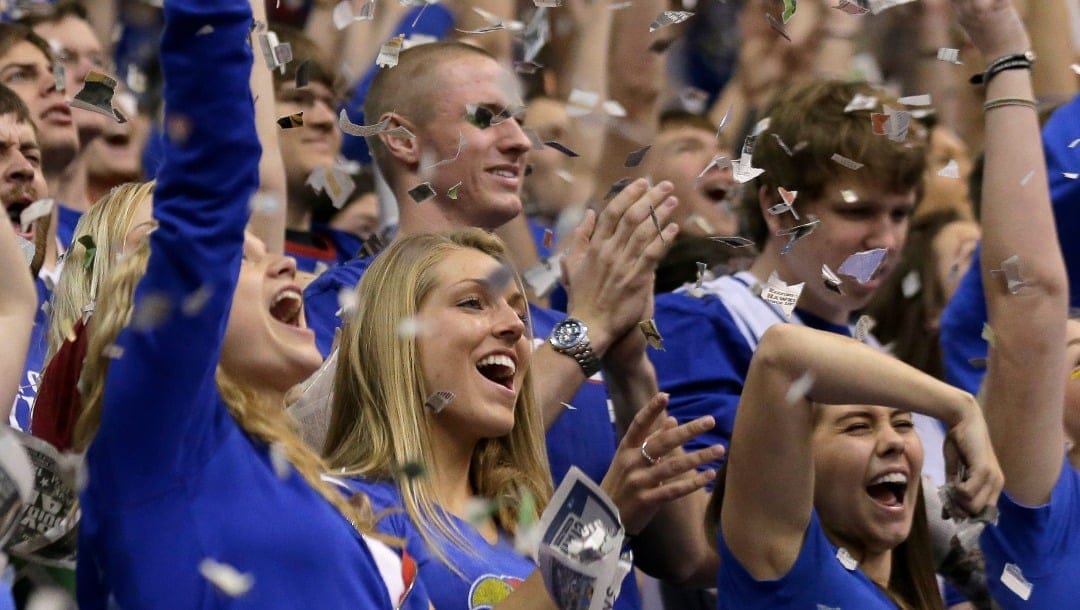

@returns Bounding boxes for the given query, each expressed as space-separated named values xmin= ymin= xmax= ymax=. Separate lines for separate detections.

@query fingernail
xmin=658 ymin=181 xmax=673 ymax=193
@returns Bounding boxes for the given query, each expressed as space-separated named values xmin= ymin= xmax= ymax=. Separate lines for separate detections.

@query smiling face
xmin=415 ymin=55 xmax=532 ymax=229
xmin=811 ymin=404 xmax=924 ymax=558
xmin=645 ymin=125 xmax=737 ymax=236
xmin=276 ymin=80 xmax=341 ymax=194
xmin=415 ymin=247 xmax=531 ymax=443
xmin=33 ymin=15 xmax=108 ymax=141
xmin=765 ymin=182 xmax=916 ymax=324
xmin=0 ymin=112 xmax=44 ymax=240
xmin=220 ymin=232 xmax=323 ymax=395
xmin=0 ymin=40 xmax=77 ymax=169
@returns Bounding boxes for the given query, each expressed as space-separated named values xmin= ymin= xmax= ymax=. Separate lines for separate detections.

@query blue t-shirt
xmin=10 ymin=276 xmax=49 ymax=431
xmin=285 ymin=223 xmax=362 ymax=275
xmin=717 ymin=510 xmax=898 ymax=609
xmin=346 ymin=478 xmax=535 ymax=610
xmin=980 ymin=462 xmax=1080 ymax=608
xmin=77 ymin=3 xmax=393 ymax=608
xmin=55 ymin=203 xmax=82 ymax=250
xmin=304 ymin=255 xmax=642 ymax=609
xmin=941 ymin=93 xmax=1080 ymax=395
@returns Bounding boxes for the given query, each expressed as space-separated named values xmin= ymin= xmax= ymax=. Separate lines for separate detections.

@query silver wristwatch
xmin=549 ymin=318 xmax=601 ymax=377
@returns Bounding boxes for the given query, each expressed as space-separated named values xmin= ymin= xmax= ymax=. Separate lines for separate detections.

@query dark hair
xmin=737 ymin=80 xmax=927 ymax=249
xmin=0 ymin=81 xmax=34 ymax=125
xmin=705 ymin=457 xmax=943 ymax=610
xmin=0 ymin=22 xmax=55 ymax=67
xmin=18 ymin=0 xmax=89 ymax=27
xmin=658 ymin=109 xmax=717 ymax=135
xmin=267 ymin=24 xmax=333 ymax=91
xmin=654 ymin=235 xmax=753 ymax=294
xmin=865 ymin=209 xmax=968 ymax=380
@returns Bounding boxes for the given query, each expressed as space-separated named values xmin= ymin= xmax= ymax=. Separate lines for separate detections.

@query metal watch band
xmin=567 ymin=342 xmax=601 ymax=377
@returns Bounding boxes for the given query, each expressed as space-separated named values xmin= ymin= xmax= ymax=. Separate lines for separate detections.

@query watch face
xmin=551 ymin=319 xmax=585 ymax=350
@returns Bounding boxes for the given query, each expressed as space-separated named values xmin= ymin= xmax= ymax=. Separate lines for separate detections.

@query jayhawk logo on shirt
xmin=468 ymin=574 xmax=524 ymax=610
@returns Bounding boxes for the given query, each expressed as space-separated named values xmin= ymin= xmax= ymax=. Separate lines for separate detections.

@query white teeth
xmin=477 ymin=354 xmax=516 ymax=375
xmin=869 ymin=472 xmax=908 ymax=486
xmin=491 ymin=169 xmax=516 ymax=179
xmin=272 ymin=289 xmax=302 ymax=307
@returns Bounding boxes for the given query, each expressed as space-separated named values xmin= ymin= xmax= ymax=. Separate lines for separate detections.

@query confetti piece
xmin=182 ymin=285 xmax=213 ymax=316
xmin=785 ymin=371 xmax=815 ymax=405
xmin=19 ymin=198 xmax=53 ymax=232
xmin=523 ymin=256 xmax=562 ymax=298
xmin=778 ymin=187 xmax=798 ymax=206
xmin=731 ymin=158 xmax=765 ymax=183
xmin=768 ymin=201 xmax=798 ymax=218
xmin=464 ymin=496 xmax=498 ymax=526
xmin=689 ymin=215 xmax=715 ymax=235
xmin=376 ymin=35 xmax=405 ymax=69
xmin=716 ymin=104 xmax=733 ymax=137
xmin=544 ymin=141 xmax=580 ymax=157
xmin=399 ymin=461 xmax=427 ymax=479
xmin=937 ymin=159 xmax=960 ymax=178
xmin=648 ymin=37 xmax=676 ymax=54
xmin=1020 ymin=170 xmax=1035 ymax=186
xmin=603 ymin=177 xmax=634 ymax=201
xmin=844 ymin=93 xmax=877 ymax=113
xmin=833 ymin=0 xmax=869 ymax=15
xmin=836 ymin=547 xmax=858 ymax=570
xmin=649 ymin=10 xmax=694 ymax=32
xmin=101 ymin=344 xmax=124 ymax=359
xmin=601 ymin=100 xmax=627 ymax=118
xmin=256 ymin=30 xmax=292 ymax=71
xmin=765 ymin=13 xmax=791 ymax=41
xmin=981 ymin=323 xmax=995 ymax=347
xmin=339 ymin=109 xmax=412 ymax=138
xmin=1070 ymin=139 xmax=1080 ymax=149
xmin=886 ymin=108 xmax=910 ymax=143
xmin=822 ymin=264 xmax=843 ymax=294
xmin=421 ymin=132 xmax=466 ymax=170
xmin=199 ymin=559 xmax=254 ymax=597
xmin=709 ymin=235 xmax=755 ymax=248
xmin=781 ymin=0 xmax=797 ymax=22
xmin=425 ymin=391 xmax=454 ymax=414
xmin=566 ymin=88 xmax=600 ymax=117
xmin=777 ymin=217 xmax=821 ymax=255
xmin=337 ymin=288 xmax=359 ymax=320
xmin=408 ymin=182 xmax=436 ymax=204
xmin=648 ymin=206 xmax=665 ymax=242
xmin=1000 ymin=563 xmax=1032 ymax=601
xmin=542 ymin=229 xmax=553 ymax=249
xmin=831 ymin=153 xmax=864 ymax=170
xmin=15 ymin=235 xmax=34 ymax=266
xmin=268 ymin=442 xmax=291 ymax=479
xmin=770 ymin=133 xmax=805 ymax=156
xmin=1065 ymin=172 xmax=1079 ymax=180
xmin=397 ymin=316 xmax=428 ymax=338
xmin=866 ymin=0 xmax=916 ymax=15
xmin=695 ymin=261 xmax=708 ymax=291
xmin=760 ymin=272 xmax=804 ymax=318
xmin=196 ymin=24 xmax=215 ymax=36
xmin=837 ymin=248 xmax=887 ymax=284
xmin=482 ymin=263 xmax=514 ymax=294
xmin=639 ymin=319 xmax=665 ymax=350
xmin=276 ymin=112 xmax=303 ymax=129
xmin=52 ymin=63 xmax=64 ymax=92
xmin=840 ymin=189 xmax=859 ymax=203
xmin=332 ymin=0 xmax=375 ymax=29
xmin=897 ymin=94 xmax=931 ymax=106
xmin=991 ymin=254 xmax=1025 ymax=293
xmin=695 ymin=155 xmax=728 ymax=185
xmin=854 ymin=314 xmax=875 ymax=342
xmin=522 ymin=6 xmax=549 ymax=63
xmin=448 ymin=182 xmax=462 ymax=199
xmin=294 ymin=59 xmax=311 ymax=88
xmin=901 ymin=270 xmax=921 ymax=298
xmin=1072 ymin=64 xmax=1080 ymax=76
xmin=937 ymin=48 xmax=962 ymax=64
xmin=131 ymin=293 xmax=172 ymax=331
xmin=1071 ymin=369 xmax=1080 ymax=381
xmin=306 ymin=166 xmax=356 ymax=209
xmin=624 ymin=146 xmax=651 ymax=168
xmin=68 ymin=71 xmax=126 ymax=122
xmin=534 ymin=0 xmax=562 ymax=6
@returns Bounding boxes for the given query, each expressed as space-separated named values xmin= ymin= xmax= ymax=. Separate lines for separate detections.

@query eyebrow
xmin=1067 ymin=338 xmax=1080 ymax=348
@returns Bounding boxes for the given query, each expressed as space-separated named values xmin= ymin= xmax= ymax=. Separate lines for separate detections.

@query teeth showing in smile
xmin=868 ymin=472 xmax=907 ymax=486
xmin=491 ymin=169 xmax=517 ymax=179
xmin=866 ymin=472 xmax=908 ymax=507
xmin=269 ymin=289 xmax=303 ymax=327
xmin=476 ymin=354 xmax=516 ymax=387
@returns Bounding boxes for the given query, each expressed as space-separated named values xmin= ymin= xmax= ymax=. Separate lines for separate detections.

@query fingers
xmin=609 ymin=183 xmax=676 ymax=249
xmin=640 ymin=414 xmax=716 ymax=459
xmin=640 ymin=469 xmax=718 ymax=505
xmin=620 ymin=393 xmax=670 ymax=447
xmin=593 ymin=179 xmax=650 ymax=243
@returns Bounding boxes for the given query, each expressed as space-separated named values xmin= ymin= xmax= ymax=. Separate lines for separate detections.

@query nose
xmin=6 ymin=151 xmax=34 ymax=183
xmin=864 ymin=214 xmax=905 ymax=253
xmin=494 ymin=301 xmax=526 ymax=343
xmin=266 ymin=253 xmax=299 ymax=280
xmin=497 ymin=116 xmax=532 ymax=157
xmin=307 ymin=99 xmax=336 ymax=131
xmin=875 ymin=423 xmax=906 ymax=457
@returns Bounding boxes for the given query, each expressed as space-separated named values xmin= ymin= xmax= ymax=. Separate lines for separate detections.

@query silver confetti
xmin=837 ymin=248 xmax=887 ymax=284
xmin=425 ymin=391 xmax=455 ymax=414
xmin=199 ymin=559 xmax=254 ymax=597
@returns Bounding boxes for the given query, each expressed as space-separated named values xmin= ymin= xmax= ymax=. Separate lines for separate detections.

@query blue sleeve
xmin=303 ymin=260 xmax=368 ymax=357
xmin=649 ymin=293 xmax=753 ymax=461
xmin=339 ymin=5 xmax=456 ymax=163
xmin=939 ymin=246 xmax=988 ymax=395
xmin=1044 ymin=94 xmax=1080 ymax=308
xmin=89 ymin=0 xmax=259 ymax=501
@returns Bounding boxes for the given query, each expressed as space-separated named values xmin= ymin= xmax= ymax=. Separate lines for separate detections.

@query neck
xmin=394 ymin=184 xmax=467 ymax=237
xmin=426 ymin=419 xmax=478 ymax=520
xmin=823 ymin=528 xmax=893 ymax=589
xmin=40 ymin=208 xmax=60 ymax=274
xmin=46 ymin=155 xmax=91 ymax=212
xmin=750 ymin=241 xmax=849 ymax=325
xmin=286 ymin=183 xmax=314 ymax=233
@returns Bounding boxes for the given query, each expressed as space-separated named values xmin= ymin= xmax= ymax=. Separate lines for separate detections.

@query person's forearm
xmin=0 ymin=221 xmax=35 ymax=419
xmin=1016 ymin=0 xmax=1078 ymax=101
xmin=247 ymin=0 xmax=286 ymax=254
xmin=532 ymin=346 xmax=598 ymax=430
xmin=602 ymin=350 xmax=657 ymax=435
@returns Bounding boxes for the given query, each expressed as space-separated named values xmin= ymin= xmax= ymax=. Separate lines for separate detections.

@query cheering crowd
xmin=0 ymin=0 xmax=1078 ymax=608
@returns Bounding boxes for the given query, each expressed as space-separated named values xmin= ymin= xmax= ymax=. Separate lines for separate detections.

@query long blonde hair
xmin=324 ymin=229 xmax=553 ymax=560
xmin=47 ymin=181 xmax=155 ymax=361
xmin=74 ymin=240 xmax=376 ymax=534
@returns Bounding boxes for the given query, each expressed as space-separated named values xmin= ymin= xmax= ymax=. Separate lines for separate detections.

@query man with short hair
xmin=269 ymin=26 xmax=362 ymax=274
xmin=648 ymin=80 xmax=948 ymax=482
xmin=0 ymin=82 xmax=52 ymax=430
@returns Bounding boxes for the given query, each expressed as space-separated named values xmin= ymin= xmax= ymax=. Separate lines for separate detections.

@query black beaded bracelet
xmin=970 ymin=51 xmax=1036 ymax=85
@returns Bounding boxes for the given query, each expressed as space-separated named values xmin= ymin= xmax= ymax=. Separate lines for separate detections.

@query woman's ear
xmin=376 ymin=112 xmax=421 ymax=167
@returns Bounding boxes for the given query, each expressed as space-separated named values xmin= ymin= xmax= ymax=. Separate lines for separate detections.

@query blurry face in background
xmin=644 ymin=125 xmax=737 ymax=236
xmin=84 ymin=93 xmax=146 ymax=188
xmin=34 ymin=15 xmax=108 ymax=141
xmin=276 ymin=80 xmax=341 ymax=192
xmin=0 ymin=41 xmax=78 ymax=168
xmin=918 ymin=126 xmax=973 ymax=221
xmin=0 ymin=113 xmax=45 ymax=241
xmin=521 ymin=97 xmax=575 ymax=219
xmin=330 ymin=191 xmax=379 ymax=240
xmin=931 ymin=219 xmax=979 ymax=302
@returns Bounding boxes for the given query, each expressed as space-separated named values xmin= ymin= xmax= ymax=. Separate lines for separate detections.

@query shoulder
xmin=304 ymin=255 xmax=375 ymax=300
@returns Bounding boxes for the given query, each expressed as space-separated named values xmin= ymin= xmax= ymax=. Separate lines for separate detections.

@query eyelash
xmin=458 ymin=296 xmax=528 ymax=324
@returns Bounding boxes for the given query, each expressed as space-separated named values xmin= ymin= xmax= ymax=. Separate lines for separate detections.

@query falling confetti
xmin=831 ymin=154 xmax=864 ymax=171
xmin=408 ymin=182 xmax=436 ymax=204
xmin=991 ymin=254 xmax=1025 ymax=294
xmin=709 ymin=235 xmax=755 ymax=248
xmin=760 ymin=272 xmax=804 ymax=318
xmin=844 ymin=93 xmax=878 ymax=113
xmin=624 ymin=146 xmax=651 ymax=168
xmin=854 ymin=315 xmax=875 ymax=342
xmin=276 ymin=112 xmax=303 ymax=129
xmin=937 ymin=160 xmax=960 ymax=178
xmin=822 ymin=264 xmax=843 ymax=294
xmin=68 ymin=72 xmax=126 ymax=122
xmin=785 ymin=371 xmax=815 ymax=405
xmin=425 ymin=391 xmax=454 ymax=414
xmin=777 ymin=217 xmax=821 ymax=255
xmin=837 ymin=248 xmax=887 ymax=284
xmin=649 ymin=10 xmax=694 ymax=32
xmin=19 ymin=198 xmax=53 ymax=232
xmin=639 ymin=319 xmax=665 ymax=350
xmin=199 ymin=559 xmax=254 ymax=597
